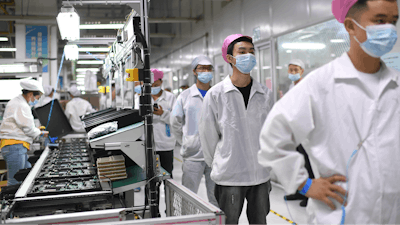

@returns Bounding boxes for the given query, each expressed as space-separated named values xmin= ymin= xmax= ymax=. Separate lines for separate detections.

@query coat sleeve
xmin=170 ymin=95 xmax=184 ymax=145
xmin=199 ymin=92 xmax=220 ymax=167
xmin=159 ymin=94 xmax=176 ymax=125
xmin=258 ymin=81 xmax=316 ymax=194
xmin=14 ymin=105 xmax=41 ymax=139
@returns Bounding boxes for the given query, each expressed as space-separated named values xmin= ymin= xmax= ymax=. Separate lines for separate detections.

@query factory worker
xmin=133 ymin=81 xmax=143 ymax=110
xmin=180 ymin=80 xmax=189 ymax=91
xmin=170 ymin=55 xmax=218 ymax=207
xmin=165 ymin=86 xmax=172 ymax=93
xmin=199 ymin=34 xmax=274 ymax=224
xmin=0 ymin=79 xmax=49 ymax=186
xmin=258 ymin=0 xmax=400 ymax=224
xmin=151 ymin=68 xmax=176 ymax=176
xmin=35 ymin=85 xmax=55 ymax=108
xmin=288 ymin=59 xmax=305 ymax=90
xmin=284 ymin=58 xmax=315 ymax=207
xmin=65 ymin=86 xmax=96 ymax=132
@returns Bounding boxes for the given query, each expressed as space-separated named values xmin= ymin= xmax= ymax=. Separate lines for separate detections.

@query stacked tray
xmin=97 ymin=155 xmax=127 ymax=182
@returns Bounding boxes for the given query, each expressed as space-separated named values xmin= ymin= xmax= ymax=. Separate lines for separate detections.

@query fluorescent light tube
xmin=79 ymin=24 xmax=124 ymax=30
xmin=0 ymin=48 xmax=16 ymax=52
xmin=282 ymin=43 xmax=326 ymax=50
xmin=0 ymin=37 xmax=8 ymax=42
xmin=76 ymin=68 xmax=100 ymax=72
xmin=79 ymin=47 xmax=110 ymax=52
xmin=77 ymin=60 xmax=103 ymax=65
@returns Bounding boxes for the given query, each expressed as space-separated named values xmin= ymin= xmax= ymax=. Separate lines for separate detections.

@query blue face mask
xmin=29 ymin=98 xmax=38 ymax=106
xmin=353 ymin=20 xmax=398 ymax=58
xmin=151 ymin=86 xmax=162 ymax=95
xmin=232 ymin=53 xmax=257 ymax=74
xmin=288 ymin=73 xmax=301 ymax=82
xmin=197 ymin=72 xmax=213 ymax=84
xmin=134 ymin=85 xmax=142 ymax=94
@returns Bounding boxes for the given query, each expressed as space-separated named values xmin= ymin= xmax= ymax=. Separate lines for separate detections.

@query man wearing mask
xmin=0 ymin=79 xmax=49 ymax=186
xmin=199 ymin=34 xmax=274 ymax=224
xmin=170 ymin=55 xmax=218 ymax=207
xmin=150 ymin=69 xmax=176 ymax=176
xmin=288 ymin=59 xmax=305 ymax=90
xmin=65 ymin=86 xmax=96 ymax=132
xmin=259 ymin=0 xmax=400 ymax=223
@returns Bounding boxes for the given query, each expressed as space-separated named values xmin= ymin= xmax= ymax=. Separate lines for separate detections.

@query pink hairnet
xmin=151 ymin=68 xmax=164 ymax=81
xmin=221 ymin=34 xmax=252 ymax=63
xmin=332 ymin=0 xmax=358 ymax=23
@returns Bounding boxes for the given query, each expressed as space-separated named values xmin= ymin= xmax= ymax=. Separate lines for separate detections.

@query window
xmin=275 ymin=19 xmax=350 ymax=98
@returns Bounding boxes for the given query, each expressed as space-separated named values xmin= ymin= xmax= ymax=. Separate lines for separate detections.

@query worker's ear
xmin=344 ymin=17 xmax=356 ymax=37
xmin=227 ymin=55 xmax=236 ymax=65
xmin=193 ymin=69 xmax=198 ymax=76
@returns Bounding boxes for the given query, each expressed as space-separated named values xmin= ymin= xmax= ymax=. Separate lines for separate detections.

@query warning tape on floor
xmin=270 ymin=210 xmax=297 ymax=225
xmin=174 ymin=157 xmax=183 ymax=163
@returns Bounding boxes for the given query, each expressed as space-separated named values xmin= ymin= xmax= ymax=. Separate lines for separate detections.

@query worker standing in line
xmin=151 ymin=68 xmax=176 ymax=177
xmin=0 ymin=79 xmax=49 ymax=186
xmin=258 ymin=0 xmax=400 ymax=223
xmin=180 ymin=80 xmax=190 ymax=92
xmin=35 ymin=85 xmax=55 ymax=108
xmin=65 ymin=86 xmax=96 ymax=132
xmin=284 ymin=59 xmax=315 ymax=208
xmin=170 ymin=55 xmax=218 ymax=207
xmin=199 ymin=34 xmax=274 ymax=224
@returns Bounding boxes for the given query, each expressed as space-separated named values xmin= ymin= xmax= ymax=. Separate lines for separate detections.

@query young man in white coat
xmin=199 ymin=34 xmax=274 ymax=224
xmin=258 ymin=0 xmax=400 ymax=224
xmin=65 ymin=86 xmax=96 ymax=132
xmin=170 ymin=55 xmax=218 ymax=207
xmin=35 ymin=85 xmax=55 ymax=108
xmin=0 ymin=79 xmax=49 ymax=186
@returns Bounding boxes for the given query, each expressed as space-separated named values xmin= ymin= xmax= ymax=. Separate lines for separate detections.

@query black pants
xmin=297 ymin=145 xmax=315 ymax=179
xmin=215 ymin=181 xmax=271 ymax=224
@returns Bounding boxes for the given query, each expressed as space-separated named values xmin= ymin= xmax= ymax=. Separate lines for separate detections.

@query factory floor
xmin=134 ymin=145 xmax=309 ymax=224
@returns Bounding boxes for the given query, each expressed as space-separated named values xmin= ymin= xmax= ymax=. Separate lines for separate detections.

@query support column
xmin=14 ymin=24 xmax=25 ymax=60
xmin=50 ymin=26 xmax=58 ymax=88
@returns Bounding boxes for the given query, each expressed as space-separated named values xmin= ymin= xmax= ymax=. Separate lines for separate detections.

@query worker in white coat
xmin=199 ymin=34 xmax=274 ymax=224
xmin=288 ymin=59 xmax=305 ymax=90
xmin=258 ymin=0 xmax=400 ymax=224
xmin=170 ymin=55 xmax=218 ymax=207
xmin=65 ymin=86 xmax=96 ymax=132
xmin=0 ymin=79 xmax=49 ymax=186
xmin=35 ymin=85 xmax=55 ymax=108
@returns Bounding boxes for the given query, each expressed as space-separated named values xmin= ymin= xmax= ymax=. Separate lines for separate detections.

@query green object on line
xmin=112 ymin=165 xmax=171 ymax=189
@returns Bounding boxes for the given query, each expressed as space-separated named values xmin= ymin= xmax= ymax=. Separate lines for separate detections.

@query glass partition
xmin=276 ymin=19 xmax=350 ymax=98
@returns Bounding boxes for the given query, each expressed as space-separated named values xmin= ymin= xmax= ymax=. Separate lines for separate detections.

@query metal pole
xmin=137 ymin=0 xmax=158 ymax=218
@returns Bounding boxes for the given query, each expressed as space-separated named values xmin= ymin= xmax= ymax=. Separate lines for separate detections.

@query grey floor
xmin=134 ymin=145 xmax=309 ymax=224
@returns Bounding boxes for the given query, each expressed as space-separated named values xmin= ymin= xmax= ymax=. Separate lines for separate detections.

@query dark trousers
xmin=215 ymin=180 xmax=271 ymax=224
xmin=297 ymin=145 xmax=315 ymax=179
xmin=155 ymin=150 xmax=174 ymax=216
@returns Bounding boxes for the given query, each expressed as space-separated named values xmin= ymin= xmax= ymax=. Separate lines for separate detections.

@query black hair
xmin=22 ymin=89 xmax=41 ymax=96
xmin=346 ymin=0 xmax=396 ymax=21
xmin=226 ymin=37 xmax=254 ymax=67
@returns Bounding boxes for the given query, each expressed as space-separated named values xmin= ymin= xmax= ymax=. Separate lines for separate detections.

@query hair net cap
xmin=289 ymin=59 xmax=305 ymax=69
xmin=191 ymin=55 xmax=213 ymax=70
xmin=20 ymin=79 xmax=44 ymax=94
xmin=332 ymin=0 xmax=358 ymax=23
xmin=221 ymin=34 xmax=252 ymax=63
xmin=43 ymin=85 xmax=54 ymax=96
xmin=68 ymin=86 xmax=81 ymax=97
xmin=151 ymin=68 xmax=164 ymax=81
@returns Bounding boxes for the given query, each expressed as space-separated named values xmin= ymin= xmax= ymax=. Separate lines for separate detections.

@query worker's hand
xmin=301 ymin=175 xmax=347 ymax=210
xmin=41 ymin=131 xmax=49 ymax=138
xmin=153 ymin=105 xmax=164 ymax=116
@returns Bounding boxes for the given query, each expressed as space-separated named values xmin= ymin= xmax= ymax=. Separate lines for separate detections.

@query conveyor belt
xmin=82 ymin=108 xmax=143 ymax=132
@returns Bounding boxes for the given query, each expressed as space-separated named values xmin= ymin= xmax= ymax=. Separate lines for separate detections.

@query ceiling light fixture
xmin=56 ymin=5 xmax=80 ymax=41
xmin=79 ymin=47 xmax=110 ymax=52
xmin=64 ymin=44 xmax=79 ymax=61
xmin=0 ymin=37 xmax=8 ymax=42
xmin=79 ymin=24 xmax=124 ymax=30
xmin=0 ymin=48 xmax=17 ymax=52
xmin=77 ymin=60 xmax=103 ymax=65
xmin=282 ymin=43 xmax=326 ymax=50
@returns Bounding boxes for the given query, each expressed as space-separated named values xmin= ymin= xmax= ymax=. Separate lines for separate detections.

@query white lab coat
xmin=170 ymin=84 xmax=205 ymax=161
xmin=153 ymin=90 xmax=176 ymax=151
xmin=258 ymin=53 xmax=400 ymax=224
xmin=65 ymin=97 xmax=96 ymax=132
xmin=0 ymin=95 xmax=41 ymax=144
xmin=199 ymin=76 xmax=274 ymax=186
